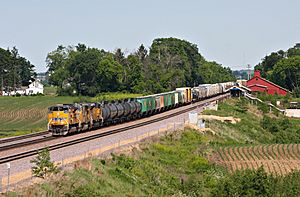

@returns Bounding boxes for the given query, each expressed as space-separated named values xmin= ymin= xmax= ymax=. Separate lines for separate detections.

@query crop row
xmin=0 ymin=108 xmax=46 ymax=123
xmin=213 ymin=144 xmax=300 ymax=175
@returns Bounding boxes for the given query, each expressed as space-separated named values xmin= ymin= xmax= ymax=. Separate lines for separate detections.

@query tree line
xmin=47 ymin=37 xmax=236 ymax=96
xmin=0 ymin=47 xmax=35 ymax=91
xmin=255 ymin=43 xmax=300 ymax=97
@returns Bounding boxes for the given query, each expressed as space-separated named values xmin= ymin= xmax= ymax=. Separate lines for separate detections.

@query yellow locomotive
xmin=47 ymin=103 xmax=102 ymax=136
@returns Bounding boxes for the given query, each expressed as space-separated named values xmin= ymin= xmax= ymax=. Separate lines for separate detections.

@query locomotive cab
xmin=48 ymin=104 xmax=72 ymax=136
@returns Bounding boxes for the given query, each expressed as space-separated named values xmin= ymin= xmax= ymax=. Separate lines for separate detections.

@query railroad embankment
xmin=6 ymin=98 xmax=300 ymax=197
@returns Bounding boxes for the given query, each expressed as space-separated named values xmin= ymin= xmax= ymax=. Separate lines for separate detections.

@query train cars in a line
xmin=47 ymin=83 xmax=231 ymax=136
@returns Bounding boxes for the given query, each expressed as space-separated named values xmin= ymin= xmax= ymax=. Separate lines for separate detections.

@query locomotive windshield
xmin=48 ymin=106 xmax=69 ymax=112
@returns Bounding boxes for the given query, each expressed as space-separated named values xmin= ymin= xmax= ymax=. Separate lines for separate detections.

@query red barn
xmin=247 ymin=70 xmax=290 ymax=96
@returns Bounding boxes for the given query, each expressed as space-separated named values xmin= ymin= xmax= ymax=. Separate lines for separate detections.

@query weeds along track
xmin=212 ymin=144 xmax=300 ymax=175
xmin=0 ymin=93 xmax=229 ymax=164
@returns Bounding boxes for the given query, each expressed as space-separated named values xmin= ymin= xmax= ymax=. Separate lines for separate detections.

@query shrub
xmin=261 ymin=116 xmax=280 ymax=133
xmin=212 ymin=167 xmax=275 ymax=197
xmin=30 ymin=148 xmax=59 ymax=179
xmin=293 ymin=87 xmax=300 ymax=98
xmin=258 ymin=102 xmax=269 ymax=114
xmin=278 ymin=118 xmax=291 ymax=130
xmin=114 ymin=154 xmax=136 ymax=171
xmin=189 ymin=156 xmax=209 ymax=173
xmin=236 ymin=99 xmax=248 ymax=113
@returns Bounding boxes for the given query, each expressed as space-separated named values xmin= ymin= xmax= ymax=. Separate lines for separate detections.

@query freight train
xmin=47 ymin=82 xmax=234 ymax=136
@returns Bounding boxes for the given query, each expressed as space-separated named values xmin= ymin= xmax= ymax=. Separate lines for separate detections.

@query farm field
xmin=212 ymin=144 xmax=300 ymax=175
xmin=0 ymin=96 xmax=75 ymax=137
xmin=0 ymin=93 xmax=141 ymax=138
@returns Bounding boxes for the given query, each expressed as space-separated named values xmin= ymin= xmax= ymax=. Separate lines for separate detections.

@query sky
xmin=0 ymin=0 xmax=299 ymax=72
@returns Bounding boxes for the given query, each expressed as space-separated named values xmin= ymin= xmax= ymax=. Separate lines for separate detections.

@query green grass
xmin=0 ymin=93 xmax=142 ymax=138
xmin=44 ymin=86 xmax=57 ymax=95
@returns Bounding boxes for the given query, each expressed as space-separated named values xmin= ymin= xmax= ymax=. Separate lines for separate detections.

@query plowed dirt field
xmin=211 ymin=144 xmax=300 ymax=175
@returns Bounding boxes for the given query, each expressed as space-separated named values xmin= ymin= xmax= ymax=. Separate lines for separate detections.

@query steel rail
xmin=0 ymin=136 xmax=55 ymax=152
xmin=0 ymin=131 xmax=49 ymax=144
xmin=0 ymin=93 xmax=229 ymax=164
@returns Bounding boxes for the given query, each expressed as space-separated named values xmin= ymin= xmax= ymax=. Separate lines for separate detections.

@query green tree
xmin=198 ymin=61 xmax=235 ymax=84
xmin=135 ymin=44 xmax=148 ymax=63
xmin=287 ymin=43 xmax=300 ymax=57
xmin=149 ymin=37 xmax=204 ymax=89
xmin=124 ymin=55 xmax=143 ymax=92
xmin=213 ymin=167 xmax=275 ymax=197
xmin=255 ymin=50 xmax=285 ymax=79
xmin=0 ymin=47 xmax=35 ymax=89
xmin=46 ymin=45 xmax=71 ymax=87
xmin=0 ymin=48 xmax=11 ymax=90
xmin=68 ymin=47 xmax=105 ymax=96
xmin=46 ymin=38 xmax=236 ymax=96
xmin=97 ymin=54 xmax=123 ymax=93
xmin=30 ymin=148 xmax=58 ymax=179
xmin=18 ymin=57 xmax=35 ymax=86
xmin=271 ymin=56 xmax=300 ymax=92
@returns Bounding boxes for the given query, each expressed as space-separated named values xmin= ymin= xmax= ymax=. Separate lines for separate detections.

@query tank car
xmin=101 ymin=99 xmax=141 ymax=124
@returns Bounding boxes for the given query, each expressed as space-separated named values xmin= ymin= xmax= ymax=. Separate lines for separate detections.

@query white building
xmin=25 ymin=81 xmax=44 ymax=95
xmin=10 ymin=89 xmax=26 ymax=96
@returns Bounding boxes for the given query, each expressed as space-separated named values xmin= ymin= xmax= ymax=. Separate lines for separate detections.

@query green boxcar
xmin=137 ymin=96 xmax=156 ymax=114
xmin=161 ymin=92 xmax=175 ymax=108
xmin=137 ymin=91 xmax=179 ymax=115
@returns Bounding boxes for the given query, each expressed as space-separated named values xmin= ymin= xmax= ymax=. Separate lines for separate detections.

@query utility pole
xmin=247 ymin=64 xmax=251 ymax=80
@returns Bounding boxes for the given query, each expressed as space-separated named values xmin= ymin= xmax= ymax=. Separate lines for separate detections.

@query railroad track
xmin=0 ymin=93 xmax=229 ymax=164
xmin=0 ymin=131 xmax=49 ymax=144
xmin=0 ymin=135 xmax=55 ymax=152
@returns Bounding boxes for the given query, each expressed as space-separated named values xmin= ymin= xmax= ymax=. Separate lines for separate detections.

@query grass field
xmin=43 ymin=86 xmax=57 ymax=95
xmin=0 ymin=93 xmax=142 ymax=138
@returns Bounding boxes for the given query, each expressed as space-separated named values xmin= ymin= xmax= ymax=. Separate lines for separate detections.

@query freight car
xmin=47 ymin=83 xmax=231 ymax=136
xmin=192 ymin=84 xmax=220 ymax=101
xmin=192 ymin=82 xmax=234 ymax=101
xmin=136 ymin=87 xmax=192 ymax=117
